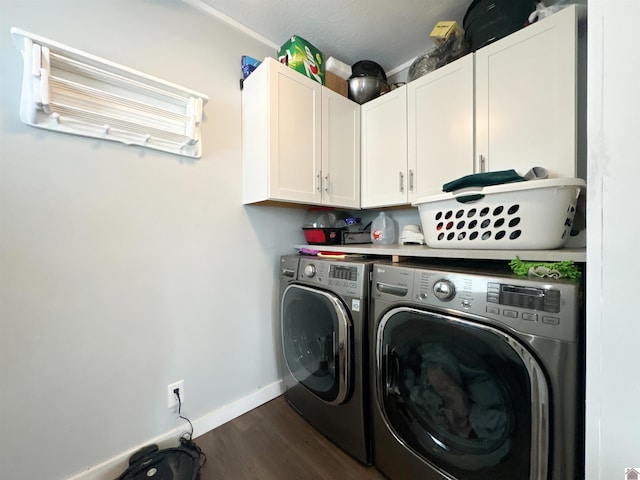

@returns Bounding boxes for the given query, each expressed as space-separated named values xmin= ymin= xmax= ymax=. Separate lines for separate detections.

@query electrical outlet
xmin=167 ymin=380 xmax=185 ymax=409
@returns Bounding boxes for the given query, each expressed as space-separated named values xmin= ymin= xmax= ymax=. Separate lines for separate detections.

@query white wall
xmin=586 ymin=0 xmax=640 ymax=478
xmin=0 ymin=1 xmax=307 ymax=479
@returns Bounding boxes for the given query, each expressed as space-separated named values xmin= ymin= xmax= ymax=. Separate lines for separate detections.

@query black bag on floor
xmin=116 ymin=440 xmax=202 ymax=480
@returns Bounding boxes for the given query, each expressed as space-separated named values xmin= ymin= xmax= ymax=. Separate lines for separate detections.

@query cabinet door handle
xmin=324 ymin=175 xmax=329 ymax=193
xmin=399 ymin=171 xmax=404 ymax=193
xmin=316 ymin=172 xmax=321 ymax=192
xmin=409 ymin=169 xmax=414 ymax=192
xmin=479 ymin=155 xmax=487 ymax=173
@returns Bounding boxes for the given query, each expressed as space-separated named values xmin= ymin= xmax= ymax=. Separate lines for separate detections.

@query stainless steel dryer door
xmin=281 ymin=284 xmax=352 ymax=405
xmin=375 ymin=307 xmax=549 ymax=480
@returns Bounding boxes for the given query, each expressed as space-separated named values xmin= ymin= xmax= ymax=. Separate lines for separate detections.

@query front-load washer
xmin=279 ymin=254 xmax=375 ymax=464
xmin=370 ymin=261 xmax=584 ymax=480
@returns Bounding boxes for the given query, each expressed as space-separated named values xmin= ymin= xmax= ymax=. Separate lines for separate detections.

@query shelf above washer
xmin=294 ymin=244 xmax=586 ymax=263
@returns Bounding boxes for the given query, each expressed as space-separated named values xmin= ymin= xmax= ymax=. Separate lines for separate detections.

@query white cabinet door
xmin=322 ymin=88 xmax=361 ymax=208
xmin=407 ymin=54 xmax=475 ymax=202
xmin=475 ymin=5 xmax=579 ymax=178
xmin=361 ymin=86 xmax=408 ymax=208
xmin=242 ymin=57 xmax=322 ymax=204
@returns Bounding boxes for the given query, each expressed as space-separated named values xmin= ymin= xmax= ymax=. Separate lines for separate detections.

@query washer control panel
xmin=372 ymin=263 xmax=580 ymax=342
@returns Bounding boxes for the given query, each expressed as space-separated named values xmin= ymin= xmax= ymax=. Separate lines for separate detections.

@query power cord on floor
xmin=174 ymin=388 xmax=207 ymax=468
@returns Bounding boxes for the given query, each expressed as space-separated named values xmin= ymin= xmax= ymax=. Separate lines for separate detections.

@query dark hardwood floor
xmin=196 ymin=395 xmax=386 ymax=479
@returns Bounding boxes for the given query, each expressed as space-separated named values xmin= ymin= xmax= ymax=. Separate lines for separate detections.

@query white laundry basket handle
xmin=451 ymin=188 xmax=486 ymax=204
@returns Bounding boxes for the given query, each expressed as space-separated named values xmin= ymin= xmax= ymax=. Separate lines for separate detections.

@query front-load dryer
xmin=279 ymin=254 xmax=375 ymax=464
xmin=370 ymin=261 xmax=584 ymax=480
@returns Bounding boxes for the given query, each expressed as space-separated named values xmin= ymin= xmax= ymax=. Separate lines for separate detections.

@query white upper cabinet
xmin=243 ymin=6 xmax=583 ymax=210
xmin=360 ymin=86 xmax=408 ymax=208
xmin=242 ymin=57 xmax=321 ymax=205
xmin=242 ymin=58 xmax=360 ymax=207
xmin=407 ymin=54 xmax=475 ymax=201
xmin=322 ymin=88 xmax=361 ymax=208
xmin=474 ymin=4 xmax=581 ymax=178
xmin=361 ymin=5 xmax=582 ymax=207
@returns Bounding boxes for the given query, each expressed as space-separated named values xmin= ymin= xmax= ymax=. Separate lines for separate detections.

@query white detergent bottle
xmin=371 ymin=212 xmax=396 ymax=245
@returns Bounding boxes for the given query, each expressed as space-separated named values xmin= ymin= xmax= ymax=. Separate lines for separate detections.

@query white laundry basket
xmin=412 ymin=178 xmax=585 ymax=250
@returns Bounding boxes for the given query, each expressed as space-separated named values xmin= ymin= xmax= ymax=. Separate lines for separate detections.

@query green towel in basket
xmin=509 ymin=257 xmax=581 ymax=279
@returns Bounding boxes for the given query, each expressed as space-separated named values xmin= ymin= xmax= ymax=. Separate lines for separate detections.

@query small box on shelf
xmin=325 ymin=71 xmax=348 ymax=97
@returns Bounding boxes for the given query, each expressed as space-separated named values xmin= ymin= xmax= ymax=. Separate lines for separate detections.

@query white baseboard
xmin=67 ymin=380 xmax=284 ymax=480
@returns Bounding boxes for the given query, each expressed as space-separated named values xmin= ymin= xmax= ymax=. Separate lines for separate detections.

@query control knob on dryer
xmin=304 ymin=264 xmax=316 ymax=278
xmin=433 ymin=279 xmax=455 ymax=301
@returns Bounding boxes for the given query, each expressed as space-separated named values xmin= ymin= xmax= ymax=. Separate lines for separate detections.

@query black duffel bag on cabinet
xmin=463 ymin=0 xmax=537 ymax=52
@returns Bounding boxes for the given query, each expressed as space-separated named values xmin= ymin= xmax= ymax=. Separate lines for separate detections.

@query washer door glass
xmin=376 ymin=307 xmax=548 ymax=479
xmin=282 ymin=284 xmax=352 ymax=405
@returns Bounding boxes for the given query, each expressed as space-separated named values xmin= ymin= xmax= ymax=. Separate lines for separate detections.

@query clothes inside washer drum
xmin=404 ymin=344 xmax=510 ymax=443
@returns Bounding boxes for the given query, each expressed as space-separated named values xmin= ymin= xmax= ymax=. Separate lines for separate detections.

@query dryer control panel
xmin=295 ymin=257 xmax=370 ymax=299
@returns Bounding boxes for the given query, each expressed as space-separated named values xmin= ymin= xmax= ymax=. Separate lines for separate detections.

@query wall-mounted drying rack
xmin=10 ymin=27 xmax=209 ymax=158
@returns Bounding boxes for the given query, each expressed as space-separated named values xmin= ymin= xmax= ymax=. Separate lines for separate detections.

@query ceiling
xmin=189 ymin=0 xmax=472 ymax=76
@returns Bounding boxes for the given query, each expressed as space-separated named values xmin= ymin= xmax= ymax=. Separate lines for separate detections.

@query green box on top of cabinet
xmin=277 ymin=35 xmax=325 ymax=85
